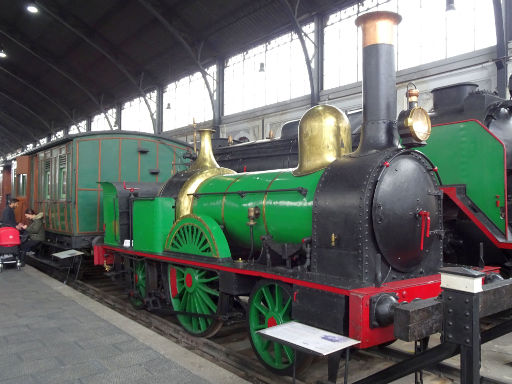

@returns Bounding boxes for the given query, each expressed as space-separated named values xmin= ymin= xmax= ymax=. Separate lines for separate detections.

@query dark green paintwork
xmin=130 ymin=260 xmax=146 ymax=309
xmin=418 ymin=121 xmax=506 ymax=233
xmin=192 ymin=170 xmax=323 ymax=248
xmin=72 ymin=134 xmax=189 ymax=235
xmin=133 ymin=197 xmax=175 ymax=253
xmin=99 ymin=182 xmax=119 ymax=246
xmin=24 ymin=133 xmax=189 ymax=239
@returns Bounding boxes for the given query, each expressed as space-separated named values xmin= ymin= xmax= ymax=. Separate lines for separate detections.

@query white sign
xmin=257 ymin=321 xmax=359 ymax=356
xmin=52 ymin=249 xmax=84 ymax=259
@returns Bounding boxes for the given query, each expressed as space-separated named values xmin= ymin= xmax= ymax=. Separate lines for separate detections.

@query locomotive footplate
xmin=96 ymin=243 xmax=443 ymax=349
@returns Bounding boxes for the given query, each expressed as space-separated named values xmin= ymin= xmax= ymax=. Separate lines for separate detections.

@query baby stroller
xmin=0 ymin=227 xmax=22 ymax=272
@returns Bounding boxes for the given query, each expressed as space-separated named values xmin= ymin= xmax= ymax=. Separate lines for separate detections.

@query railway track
xmin=26 ymin=256 xmax=510 ymax=384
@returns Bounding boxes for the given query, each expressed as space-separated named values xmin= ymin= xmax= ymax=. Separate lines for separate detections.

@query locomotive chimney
xmin=355 ymin=11 xmax=401 ymax=153
xmin=188 ymin=129 xmax=220 ymax=171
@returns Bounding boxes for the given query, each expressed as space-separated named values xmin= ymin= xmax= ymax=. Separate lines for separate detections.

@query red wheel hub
xmin=135 ymin=274 xmax=138 ymax=284
xmin=185 ymin=273 xmax=193 ymax=288
xmin=267 ymin=316 xmax=277 ymax=328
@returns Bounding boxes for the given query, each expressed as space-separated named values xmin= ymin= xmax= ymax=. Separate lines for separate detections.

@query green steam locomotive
xmin=94 ymin=11 xmax=448 ymax=375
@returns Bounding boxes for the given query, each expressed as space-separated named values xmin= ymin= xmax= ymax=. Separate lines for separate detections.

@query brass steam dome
xmin=293 ymin=105 xmax=352 ymax=176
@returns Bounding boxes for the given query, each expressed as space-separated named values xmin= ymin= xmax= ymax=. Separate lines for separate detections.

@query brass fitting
xmin=355 ymin=11 xmax=402 ymax=48
xmin=331 ymin=233 xmax=338 ymax=247
xmin=407 ymin=89 xmax=420 ymax=109
xmin=247 ymin=206 xmax=261 ymax=226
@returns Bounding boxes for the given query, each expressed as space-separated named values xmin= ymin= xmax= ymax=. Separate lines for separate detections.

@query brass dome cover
xmin=176 ymin=128 xmax=235 ymax=218
xmin=293 ymin=105 xmax=352 ymax=177
xmin=189 ymin=129 xmax=220 ymax=171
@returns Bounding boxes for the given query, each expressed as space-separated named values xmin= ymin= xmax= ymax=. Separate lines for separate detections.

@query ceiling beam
xmin=151 ymin=0 xmax=221 ymax=55
xmin=49 ymin=0 xmax=158 ymax=86
xmin=199 ymin=0 xmax=275 ymax=43
xmin=138 ymin=0 xmax=217 ymax=129
xmin=279 ymin=0 xmax=316 ymax=106
xmin=0 ymin=111 xmax=39 ymax=142
xmin=0 ymin=26 xmax=115 ymax=130
xmin=0 ymin=64 xmax=77 ymax=126
xmin=0 ymin=89 xmax=51 ymax=132
xmin=0 ymin=123 xmax=26 ymax=148
xmin=35 ymin=0 xmax=157 ymax=132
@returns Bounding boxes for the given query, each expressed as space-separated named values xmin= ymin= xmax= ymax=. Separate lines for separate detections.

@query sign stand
xmin=52 ymin=249 xmax=84 ymax=283
xmin=257 ymin=321 xmax=359 ymax=384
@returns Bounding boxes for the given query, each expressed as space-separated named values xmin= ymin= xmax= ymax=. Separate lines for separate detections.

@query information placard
xmin=257 ymin=321 xmax=359 ymax=356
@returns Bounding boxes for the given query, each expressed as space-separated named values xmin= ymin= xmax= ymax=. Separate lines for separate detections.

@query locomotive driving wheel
xmin=248 ymin=280 xmax=311 ymax=375
xmin=168 ymin=265 xmax=226 ymax=338
xmin=129 ymin=260 xmax=146 ymax=309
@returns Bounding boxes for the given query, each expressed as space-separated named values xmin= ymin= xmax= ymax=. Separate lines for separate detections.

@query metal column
xmin=155 ymin=86 xmax=164 ymax=134
xmin=494 ymin=0 xmax=507 ymax=98
xmin=214 ymin=58 xmax=224 ymax=139
xmin=441 ymin=267 xmax=485 ymax=384
xmin=313 ymin=14 xmax=324 ymax=106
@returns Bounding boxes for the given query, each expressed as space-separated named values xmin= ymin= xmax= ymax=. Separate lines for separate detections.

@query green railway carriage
xmin=11 ymin=131 xmax=191 ymax=249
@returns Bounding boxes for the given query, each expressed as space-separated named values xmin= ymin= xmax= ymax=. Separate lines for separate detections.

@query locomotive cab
xmin=425 ymin=83 xmax=512 ymax=267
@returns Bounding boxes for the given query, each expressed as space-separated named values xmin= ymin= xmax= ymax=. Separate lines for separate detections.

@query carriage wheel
xmin=248 ymin=280 xmax=311 ymax=375
xmin=168 ymin=265 xmax=225 ymax=338
xmin=129 ymin=260 xmax=146 ymax=309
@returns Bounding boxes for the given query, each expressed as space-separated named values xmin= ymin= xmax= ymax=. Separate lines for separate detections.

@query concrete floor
xmin=0 ymin=265 xmax=249 ymax=384
xmin=390 ymin=330 xmax=512 ymax=383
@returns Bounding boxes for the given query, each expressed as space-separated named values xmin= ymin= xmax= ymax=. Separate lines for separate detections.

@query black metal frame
xmin=353 ymin=268 xmax=512 ymax=384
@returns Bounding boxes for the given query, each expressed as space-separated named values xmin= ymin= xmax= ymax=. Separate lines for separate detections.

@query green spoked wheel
xmin=165 ymin=214 xmax=231 ymax=259
xmin=168 ymin=265 xmax=225 ymax=338
xmin=248 ymin=280 xmax=311 ymax=375
xmin=129 ymin=260 xmax=146 ymax=309
xmin=169 ymin=223 xmax=213 ymax=256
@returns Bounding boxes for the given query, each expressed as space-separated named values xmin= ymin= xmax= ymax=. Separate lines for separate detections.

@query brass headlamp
xmin=398 ymin=88 xmax=432 ymax=147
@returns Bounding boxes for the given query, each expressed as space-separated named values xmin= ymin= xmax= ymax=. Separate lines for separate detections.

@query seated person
xmin=1 ymin=198 xmax=19 ymax=228
xmin=19 ymin=209 xmax=45 ymax=265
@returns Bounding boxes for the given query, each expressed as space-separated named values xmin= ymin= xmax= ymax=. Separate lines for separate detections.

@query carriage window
xmin=58 ymin=155 xmax=67 ymax=200
xmin=17 ymin=174 xmax=27 ymax=197
xmin=44 ymin=159 xmax=51 ymax=200
xmin=45 ymin=172 xmax=51 ymax=200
